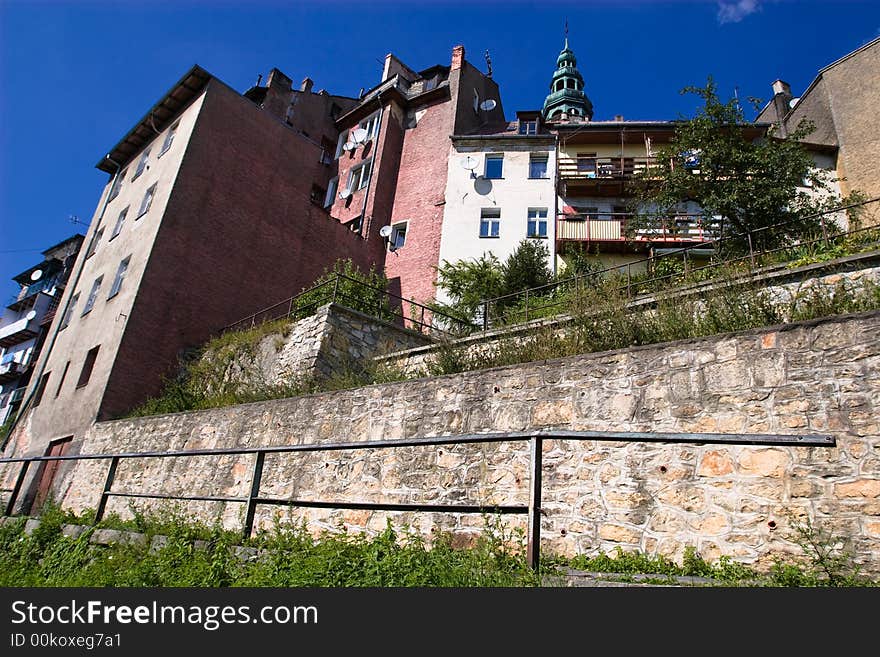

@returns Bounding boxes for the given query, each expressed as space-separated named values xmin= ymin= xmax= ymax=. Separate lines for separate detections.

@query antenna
xmin=69 ymin=215 xmax=85 ymax=226
xmin=351 ymin=127 xmax=369 ymax=145
xmin=379 ymin=225 xmax=393 ymax=238
xmin=460 ymin=155 xmax=479 ymax=179
xmin=479 ymin=99 xmax=497 ymax=112
xmin=484 ymin=49 xmax=493 ymax=77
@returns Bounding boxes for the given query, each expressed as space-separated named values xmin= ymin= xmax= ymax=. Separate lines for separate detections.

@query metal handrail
xmin=220 ymin=272 xmax=478 ymax=337
xmin=0 ymin=429 xmax=834 ymax=570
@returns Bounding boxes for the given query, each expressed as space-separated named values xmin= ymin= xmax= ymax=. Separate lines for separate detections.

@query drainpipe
xmin=1 ymin=154 xmax=123 ymax=452
xmin=358 ymin=90 xmax=385 ymax=240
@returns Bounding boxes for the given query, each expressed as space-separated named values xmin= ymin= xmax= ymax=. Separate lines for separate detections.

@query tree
xmin=433 ymin=240 xmax=554 ymax=322
xmin=627 ymin=77 xmax=843 ymax=253
xmin=502 ymin=239 xmax=554 ymax=294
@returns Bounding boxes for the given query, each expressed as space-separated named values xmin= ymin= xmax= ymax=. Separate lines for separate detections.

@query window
xmin=107 ymin=256 xmax=131 ymax=299
xmin=159 ymin=122 xmax=178 ymax=156
xmin=310 ymin=184 xmax=326 ymax=205
xmin=109 ymin=207 xmax=128 ymax=241
xmin=484 ymin=154 xmax=503 ymax=179
xmin=347 ymin=159 xmax=372 ymax=192
xmin=577 ymin=152 xmax=597 ymax=177
xmin=32 ymin=372 xmax=50 ymax=407
xmin=81 ymin=276 xmax=103 ymax=316
xmin=423 ymin=76 xmax=437 ymax=91
xmin=527 ymin=208 xmax=548 ymax=238
xmin=107 ymin=169 xmax=127 ymax=202
xmin=76 ymin=346 xmax=100 ymax=389
xmin=519 ymin=120 xmax=537 ymax=135
xmin=60 ymin=293 xmax=79 ymax=329
xmin=479 ymin=208 xmax=501 ymax=238
xmin=84 ymin=228 xmax=104 ymax=259
xmin=54 ymin=361 xmax=70 ymax=398
xmin=325 ymin=177 xmax=339 ymax=207
xmin=132 ymin=147 xmax=151 ymax=180
xmin=136 ymin=184 xmax=156 ymax=219
xmin=359 ymin=113 xmax=380 ymax=141
xmin=529 ymin=154 xmax=549 ymax=179
xmin=335 ymin=130 xmax=350 ymax=159
xmin=390 ymin=223 xmax=407 ymax=250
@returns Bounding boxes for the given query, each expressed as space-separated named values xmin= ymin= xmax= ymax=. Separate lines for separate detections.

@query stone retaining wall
xmin=38 ymin=311 xmax=880 ymax=574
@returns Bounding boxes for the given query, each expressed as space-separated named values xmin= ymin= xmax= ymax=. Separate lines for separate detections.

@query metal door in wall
xmin=30 ymin=436 xmax=72 ymax=513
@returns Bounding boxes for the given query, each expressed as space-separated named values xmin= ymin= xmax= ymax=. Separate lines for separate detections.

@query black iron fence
xmin=220 ymin=272 xmax=477 ymax=337
xmin=1 ymin=429 xmax=834 ymax=569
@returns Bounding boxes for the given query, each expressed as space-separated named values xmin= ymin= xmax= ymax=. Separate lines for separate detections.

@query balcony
xmin=7 ymin=278 xmax=58 ymax=311
xmin=556 ymin=212 xmax=719 ymax=246
xmin=0 ymin=314 xmax=40 ymax=349
xmin=0 ymin=359 xmax=28 ymax=384
xmin=558 ymin=157 xmax=658 ymax=193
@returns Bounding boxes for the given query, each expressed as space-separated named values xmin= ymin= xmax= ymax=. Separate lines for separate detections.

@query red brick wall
xmin=99 ymin=81 xmax=383 ymax=419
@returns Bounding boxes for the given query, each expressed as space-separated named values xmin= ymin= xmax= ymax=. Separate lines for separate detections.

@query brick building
xmin=756 ymin=36 xmax=880 ymax=211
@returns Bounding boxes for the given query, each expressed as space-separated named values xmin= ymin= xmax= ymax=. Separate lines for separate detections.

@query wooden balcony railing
xmin=556 ymin=212 xmax=720 ymax=244
xmin=558 ymin=156 xmax=658 ymax=182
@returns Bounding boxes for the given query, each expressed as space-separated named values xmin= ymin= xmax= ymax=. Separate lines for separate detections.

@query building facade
xmin=0 ymin=235 xmax=83 ymax=426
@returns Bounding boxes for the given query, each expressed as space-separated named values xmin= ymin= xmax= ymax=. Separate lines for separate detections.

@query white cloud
xmin=717 ymin=0 xmax=761 ymax=24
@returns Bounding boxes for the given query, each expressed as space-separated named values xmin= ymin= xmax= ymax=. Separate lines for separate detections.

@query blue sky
xmin=1 ymin=0 xmax=879 ymax=300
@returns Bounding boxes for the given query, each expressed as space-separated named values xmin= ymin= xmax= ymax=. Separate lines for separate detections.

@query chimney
xmin=451 ymin=45 xmax=465 ymax=71
xmin=614 ymin=114 xmax=624 ymax=122
xmin=266 ymin=68 xmax=292 ymax=92
xmin=300 ymin=77 xmax=313 ymax=93
xmin=770 ymin=79 xmax=794 ymax=135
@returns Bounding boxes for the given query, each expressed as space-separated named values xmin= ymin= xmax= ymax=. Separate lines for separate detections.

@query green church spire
xmin=542 ymin=33 xmax=593 ymax=121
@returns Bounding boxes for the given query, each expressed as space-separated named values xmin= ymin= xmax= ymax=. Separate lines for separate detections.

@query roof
xmin=96 ymin=65 xmax=213 ymax=173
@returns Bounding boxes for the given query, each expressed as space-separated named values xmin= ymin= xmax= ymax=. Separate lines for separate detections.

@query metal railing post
xmin=94 ymin=456 xmax=120 ymax=524
xmin=243 ymin=451 xmax=265 ymax=539
xmin=747 ymin=231 xmax=756 ymax=270
xmin=482 ymin=301 xmax=489 ymax=331
xmin=332 ymin=274 xmax=340 ymax=305
xmin=820 ymin=215 xmax=829 ymax=246
xmin=524 ymin=289 xmax=529 ymax=322
xmin=4 ymin=460 xmax=30 ymax=516
xmin=626 ymin=264 xmax=632 ymax=297
xmin=527 ymin=436 xmax=543 ymax=571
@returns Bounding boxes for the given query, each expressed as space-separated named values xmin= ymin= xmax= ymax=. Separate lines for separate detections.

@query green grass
xmin=3 ymin=506 xmax=874 ymax=587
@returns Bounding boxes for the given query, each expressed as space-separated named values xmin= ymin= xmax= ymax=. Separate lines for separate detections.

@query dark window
xmin=109 ymin=207 xmax=128 ymax=240
xmin=310 ymin=184 xmax=326 ymax=205
xmin=484 ymin=155 xmax=503 ymax=179
xmin=390 ymin=223 xmax=407 ymax=250
xmin=159 ymin=122 xmax=178 ymax=156
xmin=81 ymin=276 xmax=103 ymax=316
xmin=527 ymin=208 xmax=548 ymax=238
xmin=59 ymin=293 xmax=79 ymax=329
xmin=136 ymin=184 xmax=156 ymax=219
xmin=480 ymin=208 xmax=501 ymax=238
xmin=529 ymin=155 xmax=548 ymax=179
xmin=32 ymin=372 xmax=50 ymax=407
xmin=519 ymin=120 xmax=537 ymax=135
xmin=107 ymin=256 xmax=131 ymax=299
xmin=55 ymin=361 xmax=70 ymax=398
xmin=76 ymin=346 xmax=100 ymax=389
xmin=84 ymin=228 xmax=104 ymax=259
xmin=132 ymin=148 xmax=151 ymax=180
xmin=107 ymin=169 xmax=127 ymax=202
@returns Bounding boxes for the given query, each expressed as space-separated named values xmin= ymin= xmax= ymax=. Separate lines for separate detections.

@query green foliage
xmin=294 ymin=258 xmax=392 ymax=321
xmin=627 ymin=77 xmax=844 ymax=253
xmin=501 ymin=239 xmax=554 ymax=297
xmin=0 ymin=510 xmax=539 ymax=587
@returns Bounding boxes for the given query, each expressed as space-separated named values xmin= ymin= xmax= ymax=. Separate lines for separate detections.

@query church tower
xmin=542 ymin=36 xmax=593 ymax=121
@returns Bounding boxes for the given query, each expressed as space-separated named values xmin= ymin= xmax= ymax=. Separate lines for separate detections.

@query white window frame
xmin=519 ymin=120 xmax=537 ymax=135
xmin=108 ymin=256 xmax=131 ymax=299
xmin=132 ymin=147 xmax=151 ymax=180
xmin=324 ymin=177 xmax=339 ymax=207
xmin=159 ymin=122 xmax=178 ymax=157
xmin=109 ymin=207 xmax=128 ymax=241
xmin=136 ymin=184 xmax=156 ymax=219
xmin=81 ymin=276 xmax=103 ymax=316
xmin=527 ymin=208 xmax=548 ymax=238
xmin=60 ymin=293 xmax=79 ymax=330
xmin=529 ymin=154 xmax=549 ymax=179
xmin=84 ymin=228 xmax=104 ymax=259
xmin=484 ymin=154 xmax=504 ymax=179
xmin=335 ymin=130 xmax=350 ymax=159
xmin=480 ymin=208 xmax=501 ymax=238
xmin=347 ymin=159 xmax=373 ymax=192
xmin=107 ymin=168 xmax=127 ymax=202
xmin=390 ymin=222 xmax=407 ymax=250
xmin=359 ymin=113 xmax=380 ymax=141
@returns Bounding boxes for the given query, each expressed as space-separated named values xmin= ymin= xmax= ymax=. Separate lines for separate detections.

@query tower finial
xmin=564 ymin=18 xmax=569 ymax=48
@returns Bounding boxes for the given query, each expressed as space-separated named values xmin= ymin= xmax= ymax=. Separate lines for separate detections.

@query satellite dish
xmin=351 ymin=127 xmax=369 ymax=144
xmin=474 ymin=176 xmax=493 ymax=196
xmin=479 ymin=99 xmax=497 ymax=111
xmin=30 ymin=269 xmax=43 ymax=281
xmin=343 ymin=141 xmax=356 ymax=152
xmin=379 ymin=225 xmax=393 ymax=238
xmin=789 ymin=97 xmax=800 ymax=108
xmin=460 ymin=156 xmax=479 ymax=171
xmin=26 ymin=310 xmax=37 ymax=321
xmin=338 ymin=188 xmax=352 ymax=200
